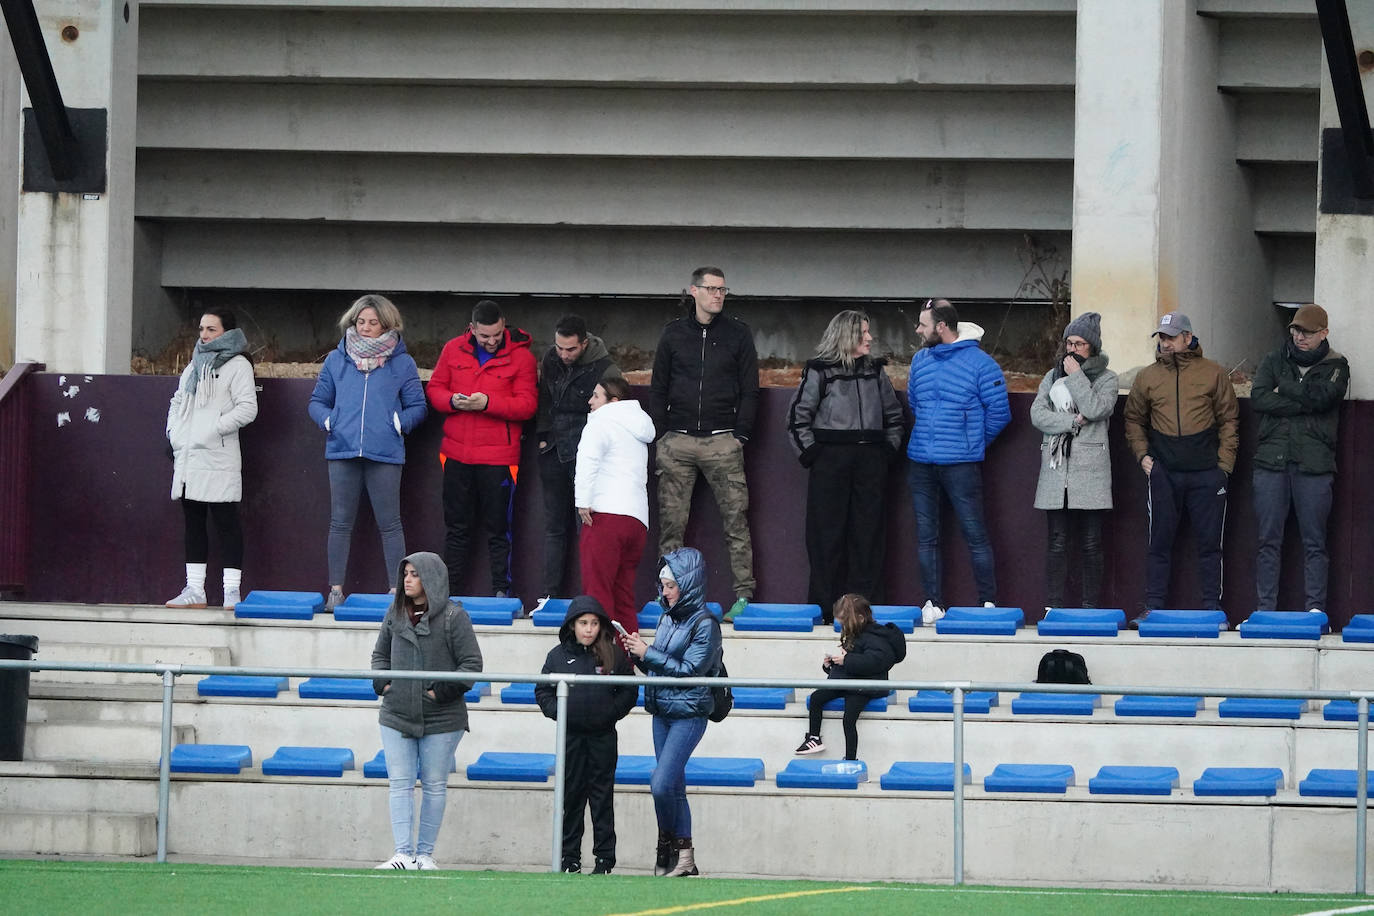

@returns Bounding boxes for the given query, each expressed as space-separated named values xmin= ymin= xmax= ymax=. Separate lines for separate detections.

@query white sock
xmin=223 ymin=568 xmax=242 ymax=592
xmin=186 ymin=563 xmax=207 ymax=592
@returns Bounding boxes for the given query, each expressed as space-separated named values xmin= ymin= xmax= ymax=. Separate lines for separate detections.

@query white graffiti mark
xmin=84 ymin=407 xmax=100 ymax=423
xmin=56 ymin=412 xmax=70 ymax=427
xmin=63 ymin=385 xmax=80 ymax=399
xmin=58 ymin=375 xmax=66 ymax=385
xmin=83 ymin=376 xmax=93 ymax=382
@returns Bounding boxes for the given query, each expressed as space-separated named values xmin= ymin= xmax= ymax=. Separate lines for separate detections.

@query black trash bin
xmin=0 ymin=634 xmax=39 ymax=761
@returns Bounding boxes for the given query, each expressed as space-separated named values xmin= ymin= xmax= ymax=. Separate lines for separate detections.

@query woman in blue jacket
xmin=623 ymin=547 xmax=721 ymax=878
xmin=309 ymin=295 xmax=427 ymax=607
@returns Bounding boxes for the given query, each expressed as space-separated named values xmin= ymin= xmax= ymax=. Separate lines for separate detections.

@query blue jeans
xmin=650 ymin=715 xmax=707 ymax=839
xmin=379 ymin=725 xmax=464 ymax=857
xmin=907 ymin=461 xmax=997 ymax=606
xmin=1253 ymin=465 xmax=1333 ymax=611
xmin=328 ymin=458 xmax=406 ymax=588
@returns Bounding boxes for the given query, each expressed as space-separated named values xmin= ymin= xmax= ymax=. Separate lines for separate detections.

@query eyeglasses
xmin=1065 ymin=338 xmax=1091 ymax=350
xmin=695 ymin=285 xmax=729 ymax=296
xmin=1290 ymin=327 xmax=1322 ymax=339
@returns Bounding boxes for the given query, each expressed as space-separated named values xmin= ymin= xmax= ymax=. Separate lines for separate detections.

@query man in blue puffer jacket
xmin=905 ymin=299 xmax=1011 ymax=622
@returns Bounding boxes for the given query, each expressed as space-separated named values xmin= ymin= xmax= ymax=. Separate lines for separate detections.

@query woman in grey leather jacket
xmin=370 ymin=551 xmax=483 ymax=871
xmin=623 ymin=546 xmax=720 ymax=878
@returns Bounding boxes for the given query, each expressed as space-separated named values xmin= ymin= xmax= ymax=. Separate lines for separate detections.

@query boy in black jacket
xmin=535 ymin=595 xmax=638 ymax=874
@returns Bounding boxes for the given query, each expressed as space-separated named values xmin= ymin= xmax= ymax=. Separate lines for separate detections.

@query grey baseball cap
xmin=1152 ymin=311 xmax=1193 ymax=337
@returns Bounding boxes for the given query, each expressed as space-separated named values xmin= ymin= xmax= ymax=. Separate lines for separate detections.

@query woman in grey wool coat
xmin=1029 ymin=312 xmax=1118 ymax=609
xmin=371 ymin=551 xmax=483 ymax=871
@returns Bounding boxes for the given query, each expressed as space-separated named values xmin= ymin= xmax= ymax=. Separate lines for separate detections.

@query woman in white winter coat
xmin=165 ymin=309 xmax=259 ymax=609
xmin=575 ymin=376 xmax=656 ymax=637
xmin=1029 ymin=312 xmax=1118 ymax=609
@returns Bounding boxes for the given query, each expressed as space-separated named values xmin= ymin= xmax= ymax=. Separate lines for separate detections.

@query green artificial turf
xmin=0 ymin=860 xmax=1365 ymax=916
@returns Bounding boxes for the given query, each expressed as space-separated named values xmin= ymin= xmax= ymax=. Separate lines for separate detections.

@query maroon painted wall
xmin=14 ymin=372 xmax=1374 ymax=627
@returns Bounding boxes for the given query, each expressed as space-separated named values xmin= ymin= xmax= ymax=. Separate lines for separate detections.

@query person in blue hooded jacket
xmin=309 ymin=295 xmax=428 ymax=608
xmin=622 ymin=547 xmax=721 ymax=878
xmin=905 ymin=299 xmax=1011 ymax=622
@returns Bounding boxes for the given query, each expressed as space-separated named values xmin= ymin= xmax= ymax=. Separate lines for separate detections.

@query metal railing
xmin=1 ymin=657 xmax=1372 ymax=891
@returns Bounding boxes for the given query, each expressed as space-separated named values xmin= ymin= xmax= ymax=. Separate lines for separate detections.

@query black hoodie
xmin=826 ymin=621 xmax=907 ymax=697
xmin=534 ymin=596 xmax=638 ymax=733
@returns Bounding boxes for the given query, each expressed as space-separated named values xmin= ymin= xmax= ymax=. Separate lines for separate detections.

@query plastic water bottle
xmin=821 ymin=761 xmax=867 ymax=781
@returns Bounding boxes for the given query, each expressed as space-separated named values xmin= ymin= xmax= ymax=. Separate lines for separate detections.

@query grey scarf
xmin=185 ymin=328 xmax=248 ymax=398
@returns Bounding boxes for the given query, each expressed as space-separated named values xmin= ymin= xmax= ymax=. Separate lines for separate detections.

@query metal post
xmin=156 ymin=667 xmax=175 ymax=863
xmin=1358 ymin=696 xmax=1368 ymax=894
xmin=551 ymin=679 xmax=569 ymax=873
xmin=952 ymin=686 xmax=965 ymax=885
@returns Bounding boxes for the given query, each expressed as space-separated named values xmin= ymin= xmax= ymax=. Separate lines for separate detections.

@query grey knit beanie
xmin=1063 ymin=312 xmax=1102 ymax=351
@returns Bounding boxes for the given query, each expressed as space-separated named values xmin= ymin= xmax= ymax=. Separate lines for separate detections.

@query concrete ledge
xmin=0 ymin=809 xmax=157 ymax=858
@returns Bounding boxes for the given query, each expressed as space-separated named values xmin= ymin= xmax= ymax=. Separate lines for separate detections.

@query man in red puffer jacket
xmin=428 ymin=300 xmax=538 ymax=598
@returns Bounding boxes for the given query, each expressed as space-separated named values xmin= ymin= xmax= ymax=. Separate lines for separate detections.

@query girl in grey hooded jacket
xmin=370 ymin=551 xmax=483 ymax=870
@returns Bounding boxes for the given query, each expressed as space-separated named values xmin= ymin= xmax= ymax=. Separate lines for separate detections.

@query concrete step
xmin=24 ymin=721 xmax=195 ymax=763
xmin=26 ymin=642 xmax=232 ymax=684
xmin=0 ymin=808 xmax=157 ymax=857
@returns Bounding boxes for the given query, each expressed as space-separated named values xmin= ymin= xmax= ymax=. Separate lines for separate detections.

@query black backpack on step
xmin=1035 ymin=649 xmax=1091 ymax=684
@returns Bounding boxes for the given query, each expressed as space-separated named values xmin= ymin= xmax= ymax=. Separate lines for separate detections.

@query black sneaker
xmin=561 ymin=860 xmax=581 ymax=874
xmin=795 ymin=734 xmax=825 ymax=755
xmin=1128 ymin=611 xmax=1152 ymax=630
xmin=591 ymin=858 xmax=613 ymax=875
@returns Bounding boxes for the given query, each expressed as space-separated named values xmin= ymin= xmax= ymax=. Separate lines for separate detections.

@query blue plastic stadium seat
xmin=197 ymin=675 xmax=288 ymax=698
xmin=1193 ymin=767 xmax=1284 ymax=797
xmin=363 ymin=749 xmax=457 ymax=779
xmin=1088 ymin=765 xmax=1179 ymax=795
xmin=1114 ymin=695 xmax=1203 ymax=717
xmin=983 ymin=763 xmax=1075 ymax=793
xmin=685 ymin=757 xmax=766 ymax=787
xmin=809 ymin=691 xmax=892 ymax=712
xmin=775 ymin=759 xmax=868 ymax=789
xmin=530 ymin=598 xmax=572 ymax=627
xmin=935 ymin=606 xmax=1024 ymax=636
xmin=1036 ymin=608 xmax=1125 ymax=637
xmin=615 ymin=755 xmax=656 ymax=785
xmin=908 ymin=690 xmax=998 ymax=714
xmin=731 ymin=687 xmax=794 ymax=710
xmin=298 ymin=678 xmax=377 ymax=701
xmin=1136 ymin=609 xmax=1227 ymax=638
xmin=1342 ymin=615 xmax=1374 ymax=643
xmin=835 ymin=606 xmax=918 ymax=633
xmin=168 ymin=744 xmax=252 ymax=774
xmin=1299 ymin=769 xmax=1370 ymax=798
xmin=464 ymin=682 xmax=492 ymax=704
xmin=637 ymin=685 xmax=645 ymax=707
xmin=1324 ymin=700 xmax=1360 ymax=721
xmin=1238 ymin=610 xmax=1328 ymax=640
xmin=880 ymin=761 xmax=973 ymax=791
xmin=638 ymin=601 xmax=722 ymax=630
xmin=466 ymin=752 xmax=556 ymax=782
xmin=1217 ymin=698 xmax=1306 ymax=720
xmin=331 ymin=593 xmax=390 ymax=623
xmin=499 ymin=683 xmax=538 ymax=704
xmin=261 ymin=746 xmax=354 ymax=777
xmin=234 ymin=590 xmax=324 ymax=620
xmin=456 ymin=596 xmax=522 ymax=626
xmin=1011 ymin=693 xmax=1100 ymax=716
xmin=731 ymin=603 xmax=822 ymax=632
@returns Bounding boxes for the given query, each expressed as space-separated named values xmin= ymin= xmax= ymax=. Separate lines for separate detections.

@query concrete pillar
xmin=1314 ymin=5 xmax=1374 ymax=400
xmin=0 ymin=32 xmax=18 ymax=371
xmin=13 ymin=0 xmax=137 ymax=374
xmin=1073 ymin=0 xmax=1273 ymax=375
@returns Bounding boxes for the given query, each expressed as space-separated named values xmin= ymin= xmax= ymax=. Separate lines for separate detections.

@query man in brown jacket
xmin=1123 ymin=311 xmax=1239 ymax=624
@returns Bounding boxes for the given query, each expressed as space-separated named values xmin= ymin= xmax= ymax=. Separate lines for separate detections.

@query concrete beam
xmin=139 ymin=8 xmax=1075 ymax=88
xmin=138 ymin=0 xmax=1078 ymax=12
xmin=0 ymin=33 xmax=17 ymax=370
xmin=135 ymin=151 xmax=1072 ymax=231
xmin=156 ymin=222 xmax=1067 ymax=299
xmin=135 ymin=83 xmax=1075 ymax=160
xmin=1248 ymin=163 xmax=1317 ymax=233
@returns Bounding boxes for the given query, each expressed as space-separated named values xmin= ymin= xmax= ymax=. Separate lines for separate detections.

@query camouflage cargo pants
xmin=654 ymin=431 xmax=755 ymax=598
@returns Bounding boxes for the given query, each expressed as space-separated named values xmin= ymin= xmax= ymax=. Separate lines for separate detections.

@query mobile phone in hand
xmin=611 ymin=620 xmax=630 ymax=638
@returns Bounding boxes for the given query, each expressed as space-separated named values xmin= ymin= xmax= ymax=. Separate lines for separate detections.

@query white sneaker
xmin=983 ymin=602 xmax=996 ymax=608
xmin=165 ymin=586 xmax=207 ymax=609
xmin=375 ymin=853 xmax=415 ymax=870
xmin=533 ymin=596 xmax=551 ymax=613
xmin=414 ymin=854 xmax=439 ymax=870
xmin=1308 ymin=608 xmax=1325 ymax=614
xmin=920 ymin=600 xmax=945 ymax=624
xmin=223 ymin=587 xmax=241 ymax=610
